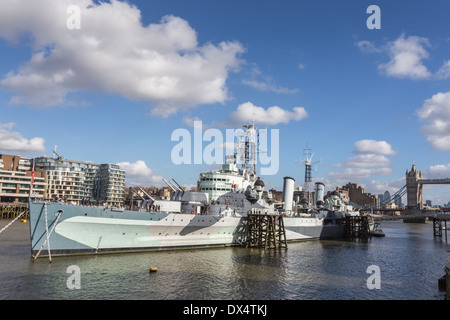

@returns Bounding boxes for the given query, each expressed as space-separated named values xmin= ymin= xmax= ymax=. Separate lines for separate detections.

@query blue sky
xmin=1 ymin=0 xmax=450 ymax=204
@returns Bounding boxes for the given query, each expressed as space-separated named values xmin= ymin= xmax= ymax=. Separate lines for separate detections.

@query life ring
xmin=191 ymin=210 xmax=195 ymax=214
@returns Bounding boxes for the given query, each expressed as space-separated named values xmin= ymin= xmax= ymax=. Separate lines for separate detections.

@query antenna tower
xmin=301 ymin=145 xmax=321 ymax=205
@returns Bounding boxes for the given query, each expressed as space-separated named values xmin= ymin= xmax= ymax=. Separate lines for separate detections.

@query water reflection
xmin=0 ymin=220 xmax=448 ymax=300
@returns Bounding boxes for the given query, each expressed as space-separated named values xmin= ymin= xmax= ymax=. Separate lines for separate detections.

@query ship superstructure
xmin=198 ymin=121 xmax=259 ymax=202
xmin=198 ymin=155 xmax=248 ymax=202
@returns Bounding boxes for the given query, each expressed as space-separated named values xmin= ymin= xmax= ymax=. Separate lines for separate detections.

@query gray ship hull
xmin=29 ymin=202 xmax=344 ymax=257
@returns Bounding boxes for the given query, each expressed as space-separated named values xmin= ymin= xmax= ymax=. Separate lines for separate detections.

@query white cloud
xmin=241 ymin=80 xmax=298 ymax=94
xmin=219 ymin=142 xmax=236 ymax=151
xmin=327 ymin=167 xmax=393 ymax=185
xmin=0 ymin=122 xmax=47 ymax=155
xmin=417 ymin=92 xmax=450 ymax=121
xmin=0 ymin=0 xmax=244 ymax=116
xmin=356 ymin=34 xmax=450 ymax=80
xmin=378 ymin=34 xmax=431 ymax=79
xmin=332 ymin=154 xmax=391 ymax=168
xmin=328 ymin=139 xmax=396 ymax=188
xmin=356 ymin=40 xmax=382 ymax=53
xmin=425 ymin=163 xmax=450 ymax=179
xmin=353 ymin=139 xmax=396 ymax=155
xmin=435 ymin=60 xmax=450 ymax=80
xmin=182 ymin=116 xmax=209 ymax=130
xmin=416 ymin=92 xmax=450 ymax=150
xmin=116 ymin=160 xmax=163 ymax=186
xmin=221 ymin=102 xmax=308 ymax=127
xmin=364 ymin=178 xmax=405 ymax=196
xmin=424 ymin=136 xmax=450 ymax=151
xmin=241 ymin=64 xmax=299 ymax=94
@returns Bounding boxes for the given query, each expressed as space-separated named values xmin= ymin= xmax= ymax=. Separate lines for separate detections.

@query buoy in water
xmin=149 ymin=267 xmax=158 ymax=273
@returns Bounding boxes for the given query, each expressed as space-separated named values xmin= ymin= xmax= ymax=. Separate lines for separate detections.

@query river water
xmin=0 ymin=219 xmax=448 ymax=300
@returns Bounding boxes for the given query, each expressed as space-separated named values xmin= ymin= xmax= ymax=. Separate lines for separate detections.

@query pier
xmin=0 ymin=203 xmax=29 ymax=220
xmin=433 ymin=215 xmax=449 ymax=242
xmin=344 ymin=215 xmax=371 ymax=240
xmin=244 ymin=214 xmax=287 ymax=249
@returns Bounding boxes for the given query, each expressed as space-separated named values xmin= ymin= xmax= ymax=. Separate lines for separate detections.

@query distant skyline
xmin=1 ymin=0 xmax=450 ymax=204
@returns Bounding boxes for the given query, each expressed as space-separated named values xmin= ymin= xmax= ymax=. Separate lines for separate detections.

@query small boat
xmin=371 ymin=224 xmax=385 ymax=237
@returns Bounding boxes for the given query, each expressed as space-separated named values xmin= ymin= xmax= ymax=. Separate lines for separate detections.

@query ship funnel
xmin=282 ymin=176 xmax=295 ymax=212
xmin=315 ymin=182 xmax=325 ymax=207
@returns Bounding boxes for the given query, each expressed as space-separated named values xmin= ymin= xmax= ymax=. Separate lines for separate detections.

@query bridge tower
xmin=406 ymin=163 xmax=423 ymax=210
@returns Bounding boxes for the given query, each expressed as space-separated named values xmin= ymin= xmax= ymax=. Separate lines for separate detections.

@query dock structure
xmin=245 ymin=214 xmax=287 ymax=249
xmin=0 ymin=204 xmax=29 ymax=220
xmin=446 ymin=263 xmax=450 ymax=300
xmin=433 ymin=216 xmax=449 ymax=242
xmin=344 ymin=215 xmax=370 ymax=240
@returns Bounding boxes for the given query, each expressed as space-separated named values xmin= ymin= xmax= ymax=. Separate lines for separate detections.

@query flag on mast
xmin=31 ymin=159 xmax=35 ymax=185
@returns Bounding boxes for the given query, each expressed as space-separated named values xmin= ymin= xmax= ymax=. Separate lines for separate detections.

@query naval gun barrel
xmin=163 ymin=178 xmax=177 ymax=192
xmin=172 ymin=178 xmax=184 ymax=191
xmin=131 ymin=187 xmax=145 ymax=201
xmin=168 ymin=180 xmax=182 ymax=192
xmin=130 ymin=187 xmax=148 ymax=209
xmin=138 ymin=187 xmax=155 ymax=202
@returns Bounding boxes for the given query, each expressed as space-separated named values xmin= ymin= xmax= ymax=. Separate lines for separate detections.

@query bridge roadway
xmin=364 ymin=212 xmax=450 ymax=221
xmin=418 ymin=178 xmax=450 ymax=184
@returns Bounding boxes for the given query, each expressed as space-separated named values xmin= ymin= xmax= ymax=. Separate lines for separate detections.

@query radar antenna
xmin=300 ymin=145 xmax=321 ymax=205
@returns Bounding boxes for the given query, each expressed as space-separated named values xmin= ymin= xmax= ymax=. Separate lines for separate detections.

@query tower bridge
xmin=351 ymin=163 xmax=450 ymax=214
xmin=405 ymin=163 xmax=450 ymax=211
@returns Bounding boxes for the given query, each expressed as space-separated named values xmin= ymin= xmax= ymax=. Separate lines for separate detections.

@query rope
xmin=33 ymin=204 xmax=63 ymax=262
xmin=44 ymin=204 xmax=51 ymax=260
xmin=0 ymin=210 xmax=27 ymax=236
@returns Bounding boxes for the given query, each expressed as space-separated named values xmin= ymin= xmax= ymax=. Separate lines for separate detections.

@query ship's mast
xmin=301 ymin=146 xmax=321 ymax=206
xmin=237 ymin=120 xmax=257 ymax=180
xmin=304 ymin=147 xmax=313 ymax=205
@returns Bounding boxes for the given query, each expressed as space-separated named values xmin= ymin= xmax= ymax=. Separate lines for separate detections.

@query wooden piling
xmin=0 ymin=204 xmax=29 ymax=220
xmin=245 ymin=214 xmax=287 ymax=249
xmin=433 ymin=217 xmax=448 ymax=242
xmin=433 ymin=218 xmax=442 ymax=237
xmin=446 ymin=263 xmax=450 ymax=300
xmin=344 ymin=215 xmax=370 ymax=240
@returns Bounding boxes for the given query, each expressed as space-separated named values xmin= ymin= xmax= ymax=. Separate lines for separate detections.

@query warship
xmin=29 ymin=123 xmax=360 ymax=258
